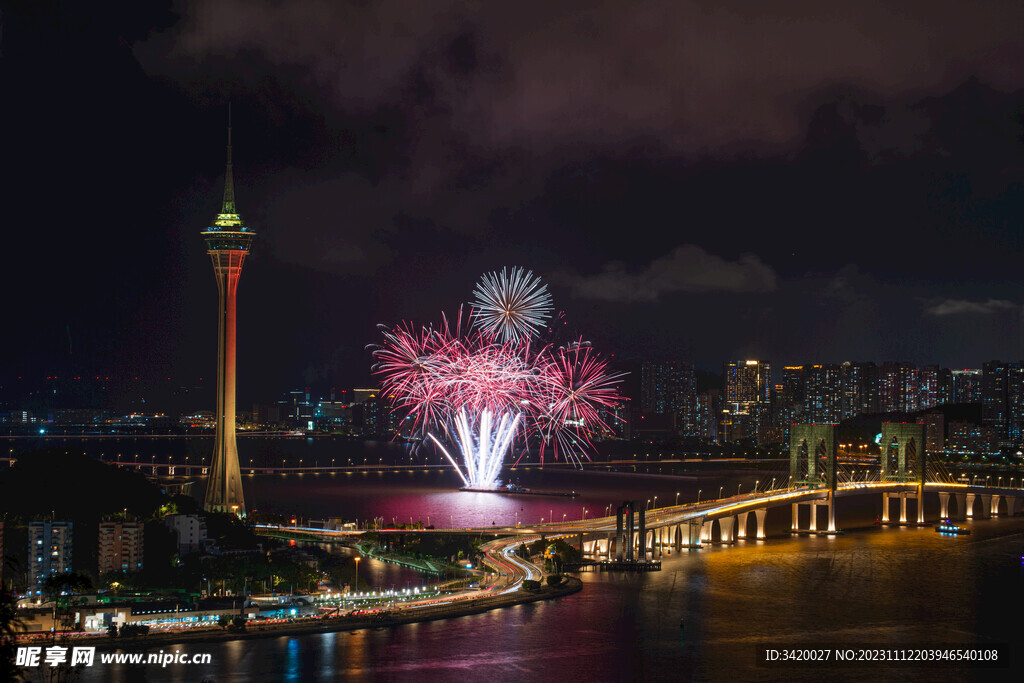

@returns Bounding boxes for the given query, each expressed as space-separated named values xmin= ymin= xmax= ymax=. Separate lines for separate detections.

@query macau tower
xmin=201 ymin=113 xmax=253 ymax=516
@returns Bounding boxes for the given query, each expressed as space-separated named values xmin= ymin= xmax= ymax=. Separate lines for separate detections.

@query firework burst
xmin=470 ymin=267 xmax=553 ymax=344
xmin=373 ymin=278 xmax=624 ymax=490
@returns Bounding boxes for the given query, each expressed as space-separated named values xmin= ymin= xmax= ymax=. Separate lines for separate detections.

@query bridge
xmin=256 ymin=422 xmax=1024 ymax=588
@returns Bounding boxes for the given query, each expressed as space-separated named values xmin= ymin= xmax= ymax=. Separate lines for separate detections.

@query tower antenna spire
xmin=222 ymin=102 xmax=236 ymax=214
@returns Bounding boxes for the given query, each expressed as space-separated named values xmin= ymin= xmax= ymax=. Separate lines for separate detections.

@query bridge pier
xmin=1009 ymin=496 xmax=1023 ymax=516
xmin=681 ymin=519 xmax=704 ymax=548
xmin=881 ymin=493 xmax=890 ymax=523
xmin=978 ymin=495 xmax=991 ymax=519
xmin=755 ymin=509 xmax=767 ymax=539
xmin=899 ymin=492 xmax=908 ymax=524
xmin=737 ymin=511 xmax=749 ymax=539
xmin=789 ymin=500 xmax=835 ymax=534
xmin=674 ymin=521 xmax=702 ymax=549
xmin=939 ymin=492 xmax=950 ymax=519
xmin=990 ymin=495 xmax=1001 ymax=517
xmin=954 ymin=493 xmax=967 ymax=520
xmin=701 ymin=520 xmax=714 ymax=542
xmin=718 ymin=517 xmax=735 ymax=544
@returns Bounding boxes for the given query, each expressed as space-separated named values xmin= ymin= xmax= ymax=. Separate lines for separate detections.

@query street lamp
xmin=654 ymin=496 xmax=658 ymax=509
xmin=719 ymin=486 xmax=723 ymax=499
xmin=583 ymin=508 xmax=588 ymax=520
xmin=675 ymin=492 xmax=680 ymax=505
xmin=354 ymin=557 xmax=360 ymax=592
xmin=697 ymin=489 xmax=701 ymax=503
xmin=737 ymin=483 xmax=742 ymax=495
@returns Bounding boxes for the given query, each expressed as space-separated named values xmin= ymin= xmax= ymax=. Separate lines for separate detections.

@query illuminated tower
xmin=202 ymin=112 xmax=254 ymax=516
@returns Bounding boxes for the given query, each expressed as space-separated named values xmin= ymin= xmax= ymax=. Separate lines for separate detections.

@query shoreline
xmin=36 ymin=578 xmax=583 ymax=649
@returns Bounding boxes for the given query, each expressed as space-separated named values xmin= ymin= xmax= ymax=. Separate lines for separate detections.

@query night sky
xmin=4 ymin=1 xmax=1024 ymax=406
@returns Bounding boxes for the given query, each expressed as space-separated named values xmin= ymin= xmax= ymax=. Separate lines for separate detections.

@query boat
xmin=935 ymin=519 xmax=970 ymax=535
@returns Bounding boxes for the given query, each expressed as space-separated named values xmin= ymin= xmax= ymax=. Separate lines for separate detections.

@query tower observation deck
xmin=201 ymin=113 xmax=253 ymax=516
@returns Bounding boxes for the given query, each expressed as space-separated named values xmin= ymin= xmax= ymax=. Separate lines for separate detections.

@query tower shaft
xmin=204 ymin=251 xmax=248 ymax=514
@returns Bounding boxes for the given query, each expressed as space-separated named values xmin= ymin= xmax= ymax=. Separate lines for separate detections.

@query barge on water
xmin=460 ymin=483 xmax=579 ymax=498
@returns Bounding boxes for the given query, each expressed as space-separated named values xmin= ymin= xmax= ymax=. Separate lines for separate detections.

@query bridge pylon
xmin=789 ymin=424 xmax=838 ymax=533
xmin=880 ymin=422 xmax=926 ymax=524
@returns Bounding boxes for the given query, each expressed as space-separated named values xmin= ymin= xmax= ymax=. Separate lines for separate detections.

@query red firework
xmin=371 ymin=313 xmax=625 ymax=464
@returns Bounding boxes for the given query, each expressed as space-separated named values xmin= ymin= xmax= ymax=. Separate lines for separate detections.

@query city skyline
xmin=4 ymin=3 xmax=1024 ymax=401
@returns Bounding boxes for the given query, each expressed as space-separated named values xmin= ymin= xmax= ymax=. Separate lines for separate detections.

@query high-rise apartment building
xmin=1007 ymin=363 xmax=1024 ymax=443
xmin=920 ymin=412 xmax=945 ymax=455
xmin=98 ymin=522 xmax=144 ymax=576
xmin=678 ymin=392 xmax=715 ymax=441
xmin=721 ymin=360 xmax=771 ymax=443
xmin=28 ymin=522 xmax=73 ymax=585
xmin=840 ymin=361 xmax=878 ymax=419
xmin=639 ymin=361 xmax=696 ymax=415
xmin=981 ymin=361 xmax=1008 ymax=434
xmin=805 ymin=364 xmax=842 ymax=423
xmin=951 ymin=369 xmax=982 ymax=403
xmin=917 ymin=365 xmax=952 ymax=410
xmin=879 ymin=362 xmax=918 ymax=413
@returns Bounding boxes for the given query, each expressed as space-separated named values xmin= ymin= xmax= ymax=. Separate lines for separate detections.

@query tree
xmin=218 ymin=614 xmax=231 ymax=629
xmin=0 ymin=587 xmax=25 ymax=682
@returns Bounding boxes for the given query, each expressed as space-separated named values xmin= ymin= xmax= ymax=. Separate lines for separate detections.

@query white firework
xmin=470 ymin=267 xmax=553 ymax=343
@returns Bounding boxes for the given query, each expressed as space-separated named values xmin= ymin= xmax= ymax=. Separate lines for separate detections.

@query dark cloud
xmin=5 ymin=0 xmax=1024 ymax=401
xmin=151 ymin=0 xmax=1024 ymax=151
xmin=924 ymin=298 xmax=1019 ymax=316
xmin=554 ymin=246 xmax=777 ymax=302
